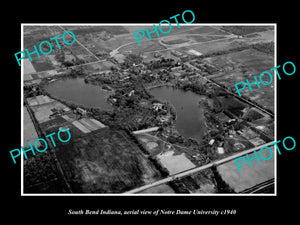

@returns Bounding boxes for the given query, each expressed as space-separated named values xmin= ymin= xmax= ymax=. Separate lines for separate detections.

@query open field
xmin=81 ymin=60 xmax=116 ymax=73
xmin=157 ymin=150 xmax=196 ymax=175
xmin=119 ymin=39 xmax=167 ymax=54
xmin=53 ymin=128 xmax=162 ymax=193
xmin=186 ymin=35 xmax=228 ymax=43
xmin=30 ymin=56 xmax=56 ymax=72
xmin=135 ymin=133 xmax=165 ymax=155
xmin=204 ymin=48 xmax=274 ymax=111
xmin=124 ymin=25 xmax=199 ymax=35
xmin=221 ymin=26 xmax=272 ymax=36
xmin=23 ymin=25 xmax=275 ymax=194
xmin=217 ymin=147 xmax=275 ymax=192
xmin=62 ymin=26 xmax=129 ymax=36
xmin=184 ymin=26 xmax=219 ymax=34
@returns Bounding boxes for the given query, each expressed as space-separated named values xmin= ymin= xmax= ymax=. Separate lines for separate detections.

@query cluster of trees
xmin=24 ymin=85 xmax=45 ymax=98
xmin=221 ymin=26 xmax=270 ymax=36
xmin=168 ymin=179 xmax=190 ymax=193
xmin=211 ymin=165 xmax=235 ymax=193
xmin=121 ymin=54 xmax=143 ymax=69
xmin=201 ymin=45 xmax=250 ymax=58
xmin=201 ymin=41 xmax=274 ymax=60
xmin=123 ymin=128 xmax=149 ymax=155
xmin=54 ymin=51 xmax=85 ymax=68
xmin=146 ymin=58 xmax=175 ymax=70
xmin=251 ymin=42 xmax=274 ymax=55
xmin=190 ymin=61 xmax=219 ymax=75
xmin=236 ymin=94 xmax=274 ymax=117
xmin=178 ymin=82 xmax=206 ymax=95
xmin=24 ymin=153 xmax=64 ymax=193
xmin=148 ymin=156 xmax=169 ymax=177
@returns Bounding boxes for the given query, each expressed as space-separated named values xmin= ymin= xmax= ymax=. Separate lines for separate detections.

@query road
xmin=125 ymin=141 xmax=274 ymax=194
xmin=58 ymin=25 xmax=101 ymax=61
xmin=240 ymin=178 xmax=274 ymax=193
xmin=185 ymin=62 xmax=274 ymax=118
xmin=26 ymin=59 xmax=108 ymax=77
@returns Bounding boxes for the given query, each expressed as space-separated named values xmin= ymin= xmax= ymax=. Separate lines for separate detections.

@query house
xmin=171 ymin=50 xmax=183 ymax=57
xmin=217 ymin=147 xmax=224 ymax=154
xmin=128 ymin=90 xmax=135 ymax=97
xmin=152 ymin=103 xmax=163 ymax=111
xmin=188 ymin=49 xmax=203 ymax=56
xmin=209 ymin=139 xmax=215 ymax=146
xmin=76 ymin=107 xmax=87 ymax=116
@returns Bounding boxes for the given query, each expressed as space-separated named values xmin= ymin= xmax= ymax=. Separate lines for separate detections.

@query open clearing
xmin=157 ymin=150 xmax=196 ymax=175
xmin=119 ymin=39 xmax=167 ymax=54
xmin=24 ymin=58 xmax=36 ymax=74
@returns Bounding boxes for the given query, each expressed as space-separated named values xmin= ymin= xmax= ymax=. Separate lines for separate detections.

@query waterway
xmin=150 ymin=86 xmax=206 ymax=143
xmin=45 ymin=77 xmax=113 ymax=110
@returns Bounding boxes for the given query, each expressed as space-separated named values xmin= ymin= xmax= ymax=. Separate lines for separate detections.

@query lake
xmin=45 ymin=77 xmax=113 ymax=110
xmin=150 ymin=86 xmax=206 ymax=142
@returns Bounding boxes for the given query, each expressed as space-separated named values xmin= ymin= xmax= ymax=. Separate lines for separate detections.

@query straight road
xmin=125 ymin=141 xmax=274 ymax=194
xmin=185 ymin=62 xmax=274 ymax=118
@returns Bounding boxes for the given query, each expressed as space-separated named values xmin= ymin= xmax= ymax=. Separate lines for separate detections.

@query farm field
xmin=157 ymin=150 xmax=196 ymax=175
xmin=23 ymin=106 xmax=40 ymax=149
xmin=24 ymin=58 xmax=36 ymax=74
xmin=176 ymin=37 xmax=237 ymax=55
xmin=53 ymin=128 xmax=163 ymax=193
xmin=217 ymin=147 xmax=275 ymax=193
xmin=62 ymin=25 xmax=130 ymax=36
xmin=221 ymin=26 xmax=272 ymax=36
xmin=119 ymin=39 xmax=167 ymax=54
xmin=204 ymin=48 xmax=274 ymax=111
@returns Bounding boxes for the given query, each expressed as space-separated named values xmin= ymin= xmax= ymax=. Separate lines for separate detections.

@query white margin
xmin=21 ymin=23 xmax=277 ymax=196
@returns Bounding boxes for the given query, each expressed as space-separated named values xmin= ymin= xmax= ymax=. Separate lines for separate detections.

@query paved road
xmin=185 ymin=62 xmax=274 ymax=118
xmin=125 ymin=141 xmax=274 ymax=193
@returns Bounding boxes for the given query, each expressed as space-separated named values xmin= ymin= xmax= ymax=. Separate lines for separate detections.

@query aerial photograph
xmin=22 ymin=24 xmax=275 ymax=194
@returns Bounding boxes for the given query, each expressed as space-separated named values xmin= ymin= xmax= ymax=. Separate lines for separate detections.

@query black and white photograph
xmin=3 ymin=3 xmax=298 ymax=222
xmin=21 ymin=24 xmax=275 ymax=195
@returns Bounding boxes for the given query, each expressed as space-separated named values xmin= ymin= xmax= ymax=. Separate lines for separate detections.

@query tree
xmin=55 ymin=51 xmax=65 ymax=63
